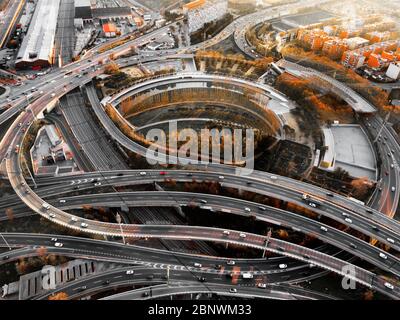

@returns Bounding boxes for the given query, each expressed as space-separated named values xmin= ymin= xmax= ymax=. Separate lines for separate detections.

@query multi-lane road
xmin=2 ymin=169 xmax=400 ymax=256
xmin=0 ymin=0 xmax=24 ymax=49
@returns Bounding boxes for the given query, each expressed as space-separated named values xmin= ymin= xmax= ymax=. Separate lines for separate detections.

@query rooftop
xmin=92 ymin=7 xmax=132 ymax=19
xmin=16 ymin=0 xmax=61 ymax=64
xmin=282 ymin=11 xmax=335 ymax=28
xmin=74 ymin=0 xmax=91 ymax=7
xmin=103 ymin=23 xmax=117 ymax=33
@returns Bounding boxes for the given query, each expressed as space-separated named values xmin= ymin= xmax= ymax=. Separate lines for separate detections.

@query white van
xmin=384 ymin=282 xmax=394 ymax=290
xmin=387 ymin=238 xmax=395 ymax=244
xmin=379 ymin=252 xmax=388 ymax=260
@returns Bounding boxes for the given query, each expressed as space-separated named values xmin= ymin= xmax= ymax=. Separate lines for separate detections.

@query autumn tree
xmin=363 ymin=290 xmax=374 ymax=300
xmin=104 ymin=62 xmax=120 ymax=75
xmin=16 ymin=259 xmax=28 ymax=274
xmin=36 ymin=246 xmax=48 ymax=258
xmin=350 ymin=177 xmax=373 ymax=199
xmin=48 ymin=292 xmax=69 ymax=300
xmin=5 ymin=208 xmax=14 ymax=222
xmin=276 ymin=229 xmax=289 ymax=239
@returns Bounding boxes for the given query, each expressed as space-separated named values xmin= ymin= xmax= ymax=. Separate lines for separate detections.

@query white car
xmin=239 ymin=233 xmax=246 ymax=238
xmin=80 ymin=223 xmax=89 ymax=228
xmin=384 ymin=282 xmax=394 ymax=290
xmin=342 ymin=212 xmax=349 ymax=217
xmin=94 ymin=182 xmax=102 ymax=186
xmin=126 ymin=270 xmax=135 ymax=275
xmin=391 ymin=187 xmax=396 ymax=192
xmin=227 ymin=260 xmax=235 ymax=265
xmin=59 ymin=199 xmax=66 ymax=203
xmin=48 ymin=213 xmax=56 ymax=219
xmin=223 ymin=230 xmax=230 ymax=236
xmin=71 ymin=217 xmax=78 ymax=222
xmin=320 ymin=226 xmax=328 ymax=232
xmin=257 ymin=283 xmax=267 ymax=289
xmin=244 ymin=207 xmax=251 ymax=212
xmin=139 ymin=172 xmax=147 ymax=176
xmin=51 ymin=238 xmax=57 ymax=242
xmin=229 ymin=288 xmax=237 ymax=293
xmin=379 ymin=252 xmax=388 ymax=260
xmin=218 ymin=176 xmax=224 ymax=180
xmin=194 ymin=263 xmax=202 ymax=268
xmin=344 ymin=218 xmax=353 ymax=224
xmin=278 ymin=264 xmax=287 ymax=269
xmin=54 ymin=242 xmax=63 ymax=247
xmin=387 ymin=238 xmax=395 ymax=244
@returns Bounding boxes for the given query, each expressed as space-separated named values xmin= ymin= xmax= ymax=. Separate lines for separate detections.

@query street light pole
xmin=22 ymin=156 xmax=37 ymax=189
xmin=167 ymin=266 xmax=170 ymax=286
xmin=0 ymin=233 xmax=12 ymax=250
xmin=374 ymin=112 xmax=391 ymax=144
xmin=116 ymin=213 xmax=126 ymax=245
xmin=262 ymin=229 xmax=272 ymax=258
xmin=28 ymin=104 xmax=37 ymax=121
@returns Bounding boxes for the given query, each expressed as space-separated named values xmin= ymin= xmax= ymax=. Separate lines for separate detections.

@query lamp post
xmin=374 ymin=112 xmax=391 ymax=144
xmin=28 ymin=104 xmax=37 ymax=121
xmin=262 ymin=229 xmax=272 ymax=258
xmin=167 ymin=266 xmax=170 ymax=286
xmin=116 ymin=213 xmax=125 ymax=245
xmin=0 ymin=233 xmax=12 ymax=250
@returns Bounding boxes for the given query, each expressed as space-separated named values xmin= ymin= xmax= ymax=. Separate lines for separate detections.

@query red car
xmin=159 ymin=171 xmax=167 ymax=175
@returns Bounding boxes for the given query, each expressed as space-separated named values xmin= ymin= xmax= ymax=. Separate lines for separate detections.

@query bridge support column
xmin=155 ymin=182 xmax=186 ymax=218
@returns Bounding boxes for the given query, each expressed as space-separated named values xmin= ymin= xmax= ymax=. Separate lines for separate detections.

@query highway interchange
xmin=0 ymin=0 xmax=400 ymax=300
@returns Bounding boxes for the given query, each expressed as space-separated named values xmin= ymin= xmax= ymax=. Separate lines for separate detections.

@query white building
xmin=15 ymin=0 xmax=61 ymax=69
xmin=74 ymin=0 xmax=93 ymax=24
xmin=45 ymin=125 xmax=62 ymax=147
xmin=186 ymin=0 xmax=228 ymax=34
xmin=155 ymin=18 xmax=166 ymax=28
xmin=386 ymin=62 xmax=400 ymax=80
xmin=345 ymin=37 xmax=369 ymax=50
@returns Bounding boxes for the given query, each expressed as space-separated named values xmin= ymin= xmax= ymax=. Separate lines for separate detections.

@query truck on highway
xmin=200 ymin=206 xmax=213 ymax=211
xmin=42 ymin=203 xmax=50 ymax=210
xmin=347 ymin=197 xmax=365 ymax=206
xmin=242 ymin=272 xmax=253 ymax=279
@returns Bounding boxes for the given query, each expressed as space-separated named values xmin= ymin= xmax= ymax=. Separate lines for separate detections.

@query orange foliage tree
xmin=48 ymin=292 xmax=69 ymax=300
xmin=5 ymin=208 xmax=14 ymax=222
